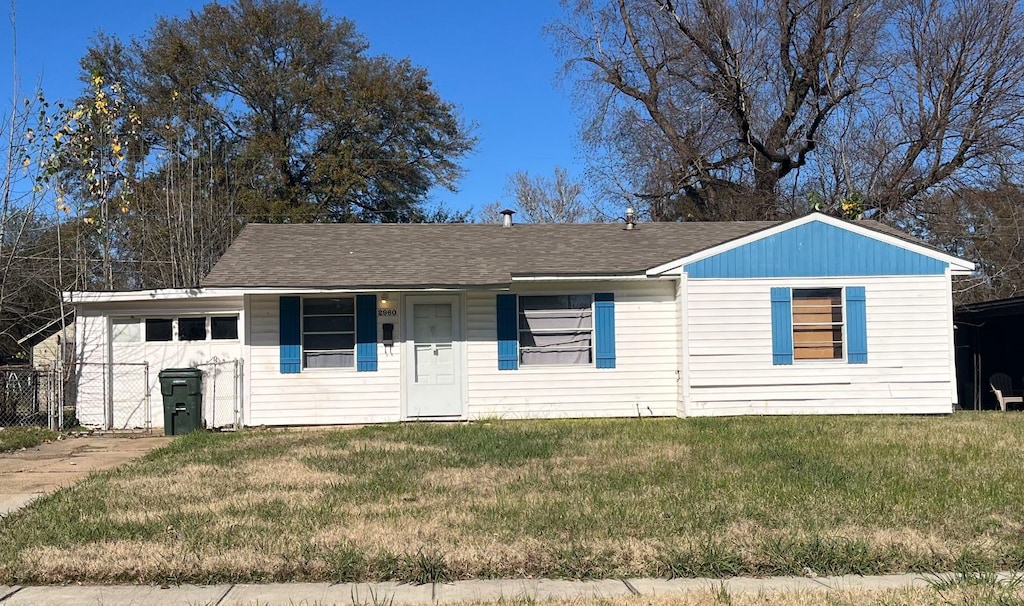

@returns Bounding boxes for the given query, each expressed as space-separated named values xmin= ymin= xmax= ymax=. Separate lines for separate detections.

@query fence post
xmin=233 ymin=359 xmax=240 ymax=429
xmin=144 ymin=362 xmax=151 ymax=434
xmin=57 ymin=356 xmax=64 ymax=430
xmin=47 ymin=369 xmax=55 ymax=431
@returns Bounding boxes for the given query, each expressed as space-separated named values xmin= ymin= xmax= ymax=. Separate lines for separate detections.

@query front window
xmin=518 ymin=295 xmax=593 ymax=365
xmin=178 ymin=317 xmax=207 ymax=341
xmin=792 ymin=288 xmax=843 ymax=360
xmin=145 ymin=318 xmax=173 ymax=342
xmin=211 ymin=316 xmax=239 ymax=340
xmin=303 ymin=297 xmax=355 ymax=368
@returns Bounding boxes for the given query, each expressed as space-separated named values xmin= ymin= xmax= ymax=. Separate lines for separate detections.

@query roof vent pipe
xmin=500 ymin=209 xmax=515 ymax=228
xmin=625 ymin=206 xmax=637 ymax=230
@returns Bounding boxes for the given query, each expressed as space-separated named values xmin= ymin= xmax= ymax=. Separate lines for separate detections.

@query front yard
xmin=1 ymin=415 xmax=1023 ymax=584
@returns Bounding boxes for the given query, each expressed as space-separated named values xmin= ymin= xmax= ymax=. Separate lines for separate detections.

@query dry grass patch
xmin=456 ymin=584 xmax=1024 ymax=606
xmin=4 ymin=415 xmax=1024 ymax=584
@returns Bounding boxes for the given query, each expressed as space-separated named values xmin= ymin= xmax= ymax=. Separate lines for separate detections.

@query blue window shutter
xmin=496 ymin=294 xmax=518 ymax=370
xmin=594 ymin=292 xmax=616 ymax=368
xmin=846 ymin=286 xmax=867 ymax=364
xmin=279 ymin=296 xmax=301 ymax=374
xmin=356 ymin=294 xmax=378 ymax=372
xmin=770 ymin=287 xmax=793 ymax=365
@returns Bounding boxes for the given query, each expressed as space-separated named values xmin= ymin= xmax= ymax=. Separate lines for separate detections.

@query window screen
xmin=518 ymin=295 xmax=593 ymax=365
xmin=303 ymin=298 xmax=355 ymax=368
xmin=145 ymin=318 xmax=173 ymax=342
xmin=178 ymin=317 xmax=207 ymax=341
xmin=211 ymin=316 xmax=238 ymax=340
xmin=792 ymin=288 xmax=844 ymax=360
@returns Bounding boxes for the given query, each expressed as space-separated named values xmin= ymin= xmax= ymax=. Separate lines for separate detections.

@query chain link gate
xmin=195 ymin=359 xmax=243 ymax=429
xmin=73 ymin=361 xmax=152 ymax=431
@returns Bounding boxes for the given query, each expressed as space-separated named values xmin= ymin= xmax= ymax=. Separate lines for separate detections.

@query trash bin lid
xmin=158 ymin=367 xmax=203 ymax=378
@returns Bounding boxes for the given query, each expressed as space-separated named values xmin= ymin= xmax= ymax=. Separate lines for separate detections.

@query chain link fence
xmin=0 ymin=366 xmax=69 ymax=428
xmin=3 ymin=359 xmax=244 ymax=431
xmin=71 ymin=359 xmax=242 ymax=431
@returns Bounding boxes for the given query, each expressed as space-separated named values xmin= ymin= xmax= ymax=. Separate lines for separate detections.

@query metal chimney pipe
xmin=500 ymin=209 xmax=515 ymax=228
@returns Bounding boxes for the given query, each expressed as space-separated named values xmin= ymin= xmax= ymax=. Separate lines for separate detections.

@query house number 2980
xmin=378 ymin=309 xmax=397 ymax=317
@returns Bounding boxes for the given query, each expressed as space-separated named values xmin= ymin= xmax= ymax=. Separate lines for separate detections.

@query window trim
xmin=177 ymin=316 xmax=208 ymax=342
xmin=210 ymin=315 xmax=240 ymax=341
xmin=144 ymin=318 xmax=173 ymax=343
xmin=301 ymin=296 xmax=357 ymax=370
xmin=791 ymin=287 xmax=845 ymax=362
xmin=121 ymin=315 xmax=241 ymax=344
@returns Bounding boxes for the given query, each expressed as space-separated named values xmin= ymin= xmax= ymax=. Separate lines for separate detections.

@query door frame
xmin=401 ymin=293 xmax=467 ymax=420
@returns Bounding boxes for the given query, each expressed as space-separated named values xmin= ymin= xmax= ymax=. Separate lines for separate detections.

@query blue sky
xmin=0 ymin=1 xmax=584 ymax=219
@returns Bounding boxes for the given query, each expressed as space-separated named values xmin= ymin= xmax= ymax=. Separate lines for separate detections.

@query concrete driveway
xmin=0 ymin=433 xmax=173 ymax=515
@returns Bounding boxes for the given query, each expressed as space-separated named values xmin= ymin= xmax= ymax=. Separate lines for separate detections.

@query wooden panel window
xmin=792 ymin=288 xmax=843 ymax=360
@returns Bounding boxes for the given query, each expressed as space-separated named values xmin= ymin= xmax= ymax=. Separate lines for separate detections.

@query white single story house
xmin=65 ymin=212 xmax=975 ymax=429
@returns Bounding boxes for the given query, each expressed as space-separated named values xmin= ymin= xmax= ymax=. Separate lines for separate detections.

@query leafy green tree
xmin=52 ymin=0 xmax=474 ymax=289
xmin=82 ymin=0 xmax=474 ymax=224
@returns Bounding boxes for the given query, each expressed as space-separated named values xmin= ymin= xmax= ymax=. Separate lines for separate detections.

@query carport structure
xmin=955 ymin=295 xmax=1024 ymax=410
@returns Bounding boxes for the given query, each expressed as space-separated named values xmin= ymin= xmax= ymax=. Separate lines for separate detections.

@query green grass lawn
xmin=0 ymin=426 xmax=56 ymax=453
xmin=2 ymin=415 xmax=1024 ymax=584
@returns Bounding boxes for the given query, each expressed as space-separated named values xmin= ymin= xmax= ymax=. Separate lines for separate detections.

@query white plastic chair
xmin=990 ymin=373 xmax=1023 ymax=412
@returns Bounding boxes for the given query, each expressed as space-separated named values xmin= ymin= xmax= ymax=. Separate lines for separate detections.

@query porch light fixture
xmin=380 ymin=293 xmax=389 ymax=305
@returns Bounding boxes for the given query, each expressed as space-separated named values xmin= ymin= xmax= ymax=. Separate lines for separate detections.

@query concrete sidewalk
xmin=0 ymin=572 xmax=1010 ymax=606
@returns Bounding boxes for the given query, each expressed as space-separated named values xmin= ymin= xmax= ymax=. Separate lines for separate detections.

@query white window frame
xmin=144 ymin=318 xmax=174 ymax=343
xmin=210 ymin=315 xmax=239 ymax=341
xmin=301 ymin=296 xmax=356 ymax=369
xmin=127 ymin=315 xmax=240 ymax=343
xmin=176 ymin=316 xmax=208 ymax=342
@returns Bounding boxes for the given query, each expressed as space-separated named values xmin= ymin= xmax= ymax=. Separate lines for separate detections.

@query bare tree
xmin=553 ymin=0 xmax=1024 ymax=222
xmin=480 ymin=167 xmax=598 ymax=223
xmin=0 ymin=3 xmax=77 ymax=357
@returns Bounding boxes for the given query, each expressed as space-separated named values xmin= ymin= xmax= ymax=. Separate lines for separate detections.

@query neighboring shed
xmin=954 ymin=296 xmax=1024 ymax=410
xmin=16 ymin=312 xmax=75 ymax=370
xmin=63 ymin=213 xmax=975 ymax=429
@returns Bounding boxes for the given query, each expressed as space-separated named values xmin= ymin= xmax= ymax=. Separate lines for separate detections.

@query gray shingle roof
xmin=202 ymin=221 xmax=778 ymax=288
xmin=200 ymin=218 xmax=934 ymax=288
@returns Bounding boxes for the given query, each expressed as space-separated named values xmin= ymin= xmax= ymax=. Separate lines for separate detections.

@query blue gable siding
xmin=684 ymin=220 xmax=948 ymax=278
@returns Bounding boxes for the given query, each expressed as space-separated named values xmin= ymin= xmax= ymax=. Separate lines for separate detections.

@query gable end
xmin=683 ymin=220 xmax=948 ymax=278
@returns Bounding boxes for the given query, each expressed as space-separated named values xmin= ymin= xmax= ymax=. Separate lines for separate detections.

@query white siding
xmin=685 ymin=275 xmax=956 ymax=415
xmin=247 ymin=295 xmax=401 ymax=425
xmin=466 ymin=281 xmax=680 ymax=419
xmin=72 ymin=298 xmax=244 ymax=429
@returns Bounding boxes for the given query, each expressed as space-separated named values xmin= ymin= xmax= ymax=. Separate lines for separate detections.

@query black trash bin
xmin=158 ymin=368 xmax=203 ymax=436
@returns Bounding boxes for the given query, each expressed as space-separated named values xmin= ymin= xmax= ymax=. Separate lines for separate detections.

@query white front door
xmin=405 ymin=296 xmax=464 ymax=418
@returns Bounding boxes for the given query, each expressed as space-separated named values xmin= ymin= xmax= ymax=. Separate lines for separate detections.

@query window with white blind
xmin=518 ymin=295 xmax=593 ymax=365
xmin=302 ymin=297 xmax=355 ymax=368
xmin=792 ymin=288 xmax=844 ymax=360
